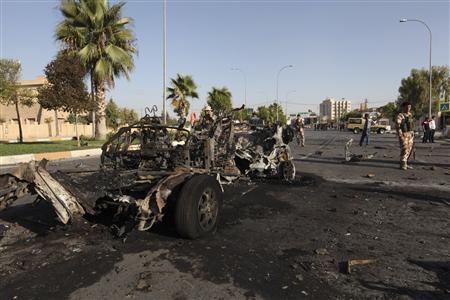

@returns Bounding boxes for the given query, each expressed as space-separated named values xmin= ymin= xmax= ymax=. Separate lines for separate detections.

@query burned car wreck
xmin=0 ymin=107 xmax=295 ymax=239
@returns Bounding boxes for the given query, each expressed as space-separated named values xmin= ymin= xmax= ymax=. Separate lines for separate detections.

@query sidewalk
xmin=0 ymin=148 xmax=102 ymax=165
xmin=0 ymin=137 xmax=74 ymax=143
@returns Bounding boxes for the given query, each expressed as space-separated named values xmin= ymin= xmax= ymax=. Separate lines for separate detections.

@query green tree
xmin=340 ymin=110 xmax=362 ymax=122
xmin=38 ymin=51 xmax=93 ymax=146
xmin=119 ymin=107 xmax=139 ymax=125
xmin=378 ymin=102 xmax=398 ymax=121
xmin=167 ymin=74 xmax=199 ymax=116
xmin=256 ymin=102 xmax=287 ymax=125
xmin=56 ymin=0 xmax=137 ymax=139
xmin=0 ymin=59 xmax=33 ymax=143
xmin=207 ymin=87 xmax=232 ymax=114
xmin=397 ymin=66 xmax=450 ymax=118
xmin=105 ymin=98 xmax=120 ymax=129
xmin=105 ymin=99 xmax=138 ymax=129
xmin=67 ymin=113 xmax=90 ymax=124
xmin=233 ymin=108 xmax=251 ymax=122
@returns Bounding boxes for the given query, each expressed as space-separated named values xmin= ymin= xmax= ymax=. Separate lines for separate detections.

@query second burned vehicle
xmin=0 ymin=106 xmax=295 ymax=239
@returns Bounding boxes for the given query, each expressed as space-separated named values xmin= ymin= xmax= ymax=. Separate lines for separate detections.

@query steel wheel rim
xmin=197 ymin=188 xmax=218 ymax=231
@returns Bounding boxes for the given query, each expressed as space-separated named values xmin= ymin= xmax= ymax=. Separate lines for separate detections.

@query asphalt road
xmin=0 ymin=130 xmax=449 ymax=300
xmin=294 ymin=129 xmax=450 ymax=190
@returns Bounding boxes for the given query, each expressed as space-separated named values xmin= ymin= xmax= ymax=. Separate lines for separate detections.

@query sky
xmin=0 ymin=0 xmax=449 ymax=116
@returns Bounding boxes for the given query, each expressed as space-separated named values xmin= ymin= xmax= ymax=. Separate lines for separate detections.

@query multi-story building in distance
xmin=319 ymin=97 xmax=352 ymax=123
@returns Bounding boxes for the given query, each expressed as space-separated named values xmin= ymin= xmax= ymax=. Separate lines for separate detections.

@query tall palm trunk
xmin=90 ymin=69 xmax=96 ymax=139
xmin=14 ymin=97 xmax=24 ymax=143
xmin=95 ymin=81 xmax=107 ymax=140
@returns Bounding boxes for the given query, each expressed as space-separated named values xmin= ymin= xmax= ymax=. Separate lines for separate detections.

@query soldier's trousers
xmin=399 ymin=132 xmax=414 ymax=163
xmin=297 ymin=129 xmax=305 ymax=146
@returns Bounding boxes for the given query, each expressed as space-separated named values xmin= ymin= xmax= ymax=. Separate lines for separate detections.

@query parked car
xmin=346 ymin=118 xmax=391 ymax=134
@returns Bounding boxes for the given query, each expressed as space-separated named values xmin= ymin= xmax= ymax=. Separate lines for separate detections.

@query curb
xmin=0 ymin=148 xmax=102 ymax=165
xmin=1 ymin=137 xmax=74 ymax=144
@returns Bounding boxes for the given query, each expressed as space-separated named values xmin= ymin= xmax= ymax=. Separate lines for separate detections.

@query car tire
xmin=353 ymin=128 xmax=360 ymax=134
xmin=279 ymin=161 xmax=296 ymax=181
xmin=175 ymin=175 xmax=222 ymax=239
xmin=378 ymin=129 xmax=386 ymax=134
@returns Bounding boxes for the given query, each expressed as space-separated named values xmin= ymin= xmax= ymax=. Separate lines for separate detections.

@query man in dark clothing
xmin=359 ymin=113 xmax=371 ymax=147
xmin=422 ymin=117 xmax=430 ymax=143
xmin=177 ymin=110 xmax=187 ymax=129
xmin=249 ymin=112 xmax=261 ymax=129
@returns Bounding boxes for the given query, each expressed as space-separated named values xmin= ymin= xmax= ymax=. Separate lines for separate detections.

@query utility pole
xmin=163 ymin=0 xmax=167 ymax=124
xmin=231 ymin=68 xmax=247 ymax=107
xmin=400 ymin=18 xmax=432 ymax=118
xmin=276 ymin=65 xmax=293 ymax=122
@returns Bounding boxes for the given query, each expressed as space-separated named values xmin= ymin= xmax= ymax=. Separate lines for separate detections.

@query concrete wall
xmin=0 ymin=122 xmax=93 ymax=141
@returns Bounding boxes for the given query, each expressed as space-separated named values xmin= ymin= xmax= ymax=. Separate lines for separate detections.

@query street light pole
xmin=231 ymin=68 xmax=247 ymax=107
xmin=285 ymin=90 xmax=296 ymax=117
xmin=276 ymin=64 xmax=293 ymax=122
xmin=400 ymin=18 xmax=432 ymax=118
xmin=162 ymin=0 xmax=167 ymax=124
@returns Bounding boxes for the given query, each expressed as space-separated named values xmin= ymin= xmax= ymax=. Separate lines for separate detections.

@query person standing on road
xmin=295 ymin=114 xmax=305 ymax=147
xmin=396 ymin=101 xmax=415 ymax=170
xmin=422 ymin=117 xmax=430 ymax=143
xmin=429 ymin=116 xmax=436 ymax=143
xmin=249 ymin=112 xmax=261 ymax=129
xmin=177 ymin=110 xmax=187 ymax=129
xmin=359 ymin=113 xmax=371 ymax=147
xmin=196 ymin=106 xmax=215 ymax=131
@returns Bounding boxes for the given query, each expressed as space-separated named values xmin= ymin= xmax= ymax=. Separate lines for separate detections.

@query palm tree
xmin=167 ymin=74 xmax=199 ymax=116
xmin=56 ymin=0 xmax=137 ymax=139
xmin=207 ymin=87 xmax=232 ymax=113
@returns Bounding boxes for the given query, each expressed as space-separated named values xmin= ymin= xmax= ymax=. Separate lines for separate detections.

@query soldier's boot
xmin=400 ymin=161 xmax=407 ymax=170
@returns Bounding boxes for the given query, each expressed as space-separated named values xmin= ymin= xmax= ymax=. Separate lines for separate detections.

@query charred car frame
xmin=0 ymin=106 xmax=296 ymax=239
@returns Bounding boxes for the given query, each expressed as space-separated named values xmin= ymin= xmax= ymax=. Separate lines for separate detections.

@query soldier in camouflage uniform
xmin=294 ymin=114 xmax=305 ymax=147
xmin=196 ymin=106 xmax=215 ymax=131
xmin=395 ymin=101 xmax=414 ymax=170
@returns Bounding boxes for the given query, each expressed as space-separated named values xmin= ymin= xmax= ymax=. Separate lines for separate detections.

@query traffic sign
xmin=439 ymin=102 xmax=450 ymax=112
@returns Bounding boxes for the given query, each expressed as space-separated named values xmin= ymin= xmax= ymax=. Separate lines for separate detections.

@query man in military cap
xmin=395 ymin=101 xmax=415 ymax=170
xmin=197 ymin=105 xmax=215 ymax=131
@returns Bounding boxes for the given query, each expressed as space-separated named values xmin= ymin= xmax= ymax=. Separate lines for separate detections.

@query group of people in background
xmin=177 ymin=103 xmax=437 ymax=172
xmin=421 ymin=116 xmax=436 ymax=143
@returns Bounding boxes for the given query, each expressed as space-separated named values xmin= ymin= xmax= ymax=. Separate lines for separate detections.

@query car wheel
xmin=280 ymin=161 xmax=296 ymax=181
xmin=378 ymin=129 xmax=386 ymax=134
xmin=353 ymin=128 xmax=360 ymax=134
xmin=175 ymin=175 xmax=222 ymax=239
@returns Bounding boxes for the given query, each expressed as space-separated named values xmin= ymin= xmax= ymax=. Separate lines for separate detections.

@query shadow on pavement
xmin=0 ymin=200 xmax=58 ymax=235
xmin=360 ymin=260 xmax=450 ymax=300
xmin=349 ymin=185 xmax=450 ymax=205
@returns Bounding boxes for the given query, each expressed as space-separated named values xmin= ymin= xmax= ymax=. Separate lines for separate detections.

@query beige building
xmin=0 ymin=75 xmax=69 ymax=125
xmin=320 ymin=97 xmax=352 ymax=123
xmin=0 ymin=75 xmax=89 ymax=141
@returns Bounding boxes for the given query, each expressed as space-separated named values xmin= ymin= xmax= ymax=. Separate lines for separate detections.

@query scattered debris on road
xmin=341 ymin=259 xmax=376 ymax=274
xmin=0 ymin=106 xmax=295 ymax=239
